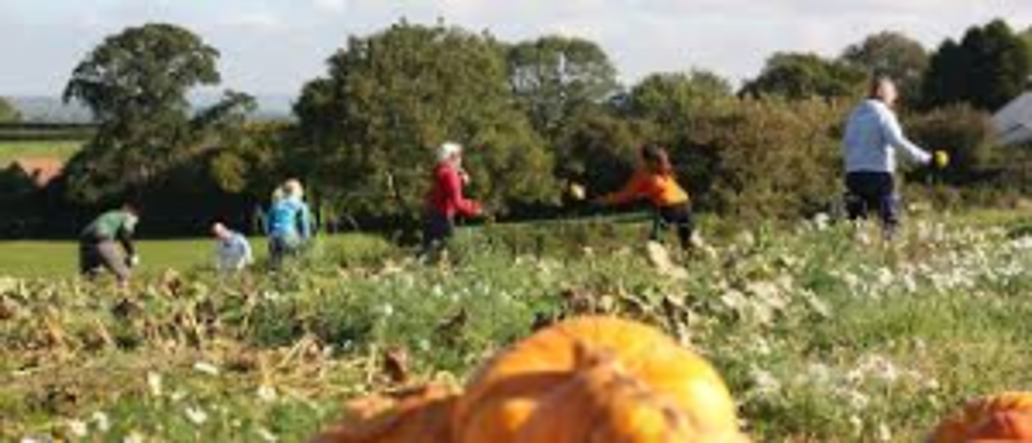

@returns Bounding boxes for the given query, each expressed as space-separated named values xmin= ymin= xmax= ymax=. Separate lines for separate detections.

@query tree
xmin=922 ymin=19 xmax=1032 ymax=110
xmin=555 ymin=108 xmax=655 ymax=196
xmin=841 ymin=31 xmax=928 ymax=103
xmin=625 ymin=70 xmax=733 ymax=124
xmin=295 ymin=22 xmax=556 ymax=219
xmin=507 ymin=36 xmax=620 ymax=139
xmin=741 ymin=53 xmax=866 ymax=101
xmin=62 ymin=23 xmax=254 ymax=203
xmin=0 ymin=97 xmax=19 ymax=122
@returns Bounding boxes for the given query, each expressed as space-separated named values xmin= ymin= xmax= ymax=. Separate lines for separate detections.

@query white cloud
xmin=312 ymin=0 xmax=347 ymax=15
xmin=3 ymin=0 xmax=1032 ymax=95
xmin=221 ymin=11 xmax=285 ymax=32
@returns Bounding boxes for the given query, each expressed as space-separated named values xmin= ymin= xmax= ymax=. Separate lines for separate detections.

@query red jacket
xmin=427 ymin=163 xmax=481 ymax=218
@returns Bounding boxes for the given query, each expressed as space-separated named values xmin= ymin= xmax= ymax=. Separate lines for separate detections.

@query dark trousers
xmin=845 ymin=172 xmax=901 ymax=235
xmin=651 ymin=203 xmax=695 ymax=250
xmin=420 ymin=210 xmax=455 ymax=260
xmin=79 ymin=239 xmax=130 ymax=281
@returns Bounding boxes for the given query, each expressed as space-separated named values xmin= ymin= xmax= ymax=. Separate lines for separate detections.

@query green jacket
xmin=81 ymin=210 xmax=139 ymax=255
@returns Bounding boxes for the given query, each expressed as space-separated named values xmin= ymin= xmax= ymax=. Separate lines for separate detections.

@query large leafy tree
xmin=295 ymin=22 xmax=555 ymax=218
xmin=506 ymin=36 xmax=620 ymax=139
xmin=922 ymin=19 xmax=1032 ymax=111
xmin=0 ymin=97 xmax=19 ymax=122
xmin=841 ymin=31 xmax=929 ymax=103
xmin=62 ymin=23 xmax=254 ymax=203
xmin=625 ymin=70 xmax=733 ymax=124
xmin=741 ymin=53 xmax=866 ymax=101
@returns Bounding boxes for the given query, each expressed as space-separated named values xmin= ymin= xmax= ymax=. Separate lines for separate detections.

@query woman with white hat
xmin=421 ymin=142 xmax=482 ymax=260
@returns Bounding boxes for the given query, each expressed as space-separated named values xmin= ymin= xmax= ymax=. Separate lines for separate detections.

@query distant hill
xmin=7 ymin=97 xmax=93 ymax=123
xmin=6 ymin=94 xmax=296 ymax=123
xmin=190 ymin=93 xmax=296 ymax=121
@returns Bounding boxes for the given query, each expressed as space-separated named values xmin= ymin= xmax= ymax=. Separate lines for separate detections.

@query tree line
xmin=1 ymin=19 xmax=1030 ymax=237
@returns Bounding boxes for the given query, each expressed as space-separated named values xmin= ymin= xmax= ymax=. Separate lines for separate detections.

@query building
xmin=993 ymin=91 xmax=1032 ymax=146
xmin=8 ymin=157 xmax=64 ymax=188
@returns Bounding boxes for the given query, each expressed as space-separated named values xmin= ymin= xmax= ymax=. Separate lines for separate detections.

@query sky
xmin=1 ymin=0 xmax=1030 ymax=97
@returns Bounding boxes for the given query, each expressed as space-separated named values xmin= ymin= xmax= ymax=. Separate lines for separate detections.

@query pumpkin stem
xmin=572 ymin=340 xmax=619 ymax=372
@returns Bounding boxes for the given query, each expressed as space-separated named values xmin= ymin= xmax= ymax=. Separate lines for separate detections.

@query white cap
xmin=437 ymin=142 xmax=463 ymax=163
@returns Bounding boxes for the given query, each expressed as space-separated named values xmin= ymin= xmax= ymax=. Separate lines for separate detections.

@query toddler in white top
xmin=213 ymin=222 xmax=253 ymax=272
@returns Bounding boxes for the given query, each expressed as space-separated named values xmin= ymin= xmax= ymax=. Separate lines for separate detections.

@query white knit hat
xmin=437 ymin=142 xmax=463 ymax=163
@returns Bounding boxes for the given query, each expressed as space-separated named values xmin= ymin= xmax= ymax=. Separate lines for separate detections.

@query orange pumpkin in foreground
xmin=453 ymin=316 xmax=747 ymax=443
xmin=930 ymin=392 xmax=1032 ymax=442
xmin=314 ymin=383 xmax=458 ymax=443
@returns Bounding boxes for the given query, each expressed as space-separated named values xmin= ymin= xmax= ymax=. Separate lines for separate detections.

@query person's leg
xmin=420 ymin=214 xmax=439 ymax=257
xmin=79 ymin=240 xmax=102 ymax=278
xmin=874 ymin=174 xmax=902 ymax=240
xmin=97 ymin=241 xmax=131 ymax=284
xmin=420 ymin=212 xmax=453 ymax=263
xmin=284 ymin=236 xmax=302 ymax=259
xmin=268 ymin=237 xmax=284 ymax=269
xmin=845 ymin=173 xmax=870 ymax=221
xmin=675 ymin=207 xmax=696 ymax=251
xmin=660 ymin=204 xmax=695 ymax=251
xmin=649 ymin=208 xmax=666 ymax=243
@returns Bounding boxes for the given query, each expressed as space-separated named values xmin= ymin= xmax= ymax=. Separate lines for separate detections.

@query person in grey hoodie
xmin=843 ymin=76 xmax=944 ymax=239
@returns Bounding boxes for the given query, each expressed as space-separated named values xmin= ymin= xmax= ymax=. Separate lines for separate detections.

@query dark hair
xmin=641 ymin=144 xmax=673 ymax=174
xmin=122 ymin=201 xmax=141 ymax=214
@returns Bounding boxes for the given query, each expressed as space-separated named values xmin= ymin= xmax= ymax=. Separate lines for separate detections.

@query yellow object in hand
xmin=569 ymin=183 xmax=587 ymax=201
xmin=934 ymin=151 xmax=950 ymax=169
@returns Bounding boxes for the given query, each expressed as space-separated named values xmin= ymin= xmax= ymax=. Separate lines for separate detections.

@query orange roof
xmin=12 ymin=157 xmax=64 ymax=187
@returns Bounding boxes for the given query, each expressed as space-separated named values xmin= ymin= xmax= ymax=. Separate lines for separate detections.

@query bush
xmin=905 ymin=107 xmax=1030 ymax=210
xmin=906 ymin=105 xmax=995 ymax=181
xmin=991 ymin=143 xmax=1032 ymax=192
xmin=676 ymin=98 xmax=847 ymax=220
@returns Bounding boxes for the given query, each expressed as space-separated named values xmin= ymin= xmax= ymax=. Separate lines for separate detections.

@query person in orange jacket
xmin=597 ymin=144 xmax=694 ymax=250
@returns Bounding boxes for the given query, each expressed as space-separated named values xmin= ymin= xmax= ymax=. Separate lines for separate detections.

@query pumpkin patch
xmin=315 ymin=384 xmax=459 ymax=443
xmin=930 ymin=392 xmax=1032 ymax=443
xmin=320 ymin=316 xmax=747 ymax=442
xmin=3 ymin=214 xmax=1030 ymax=441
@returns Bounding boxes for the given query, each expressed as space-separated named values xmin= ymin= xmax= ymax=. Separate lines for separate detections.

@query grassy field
xmin=1 ymin=211 xmax=1030 ymax=441
xmin=0 ymin=234 xmax=393 ymax=278
xmin=0 ymin=140 xmax=82 ymax=165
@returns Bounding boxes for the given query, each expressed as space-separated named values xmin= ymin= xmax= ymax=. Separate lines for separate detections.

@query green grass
xmin=0 ymin=140 xmax=83 ymax=165
xmin=0 ymin=234 xmax=392 ymax=278
xmin=1 ymin=211 xmax=1030 ymax=441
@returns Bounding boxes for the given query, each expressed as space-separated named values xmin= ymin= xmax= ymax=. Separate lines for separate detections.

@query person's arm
xmin=258 ymin=208 xmax=269 ymax=235
xmin=118 ymin=215 xmax=138 ymax=258
xmin=214 ymin=242 xmax=226 ymax=271
xmin=299 ymin=204 xmax=313 ymax=240
xmin=880 ymin=106 xmax=932 ymax=165
xmin=603 ymin=172 xmax=647 ymax=205
xmin=443 ymin=168 xmax=481 ymax=217
xmin=118 ymin=228 xmax=136 ymax=259
xmin=241 ymin=238 xmax=254 ymax=266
